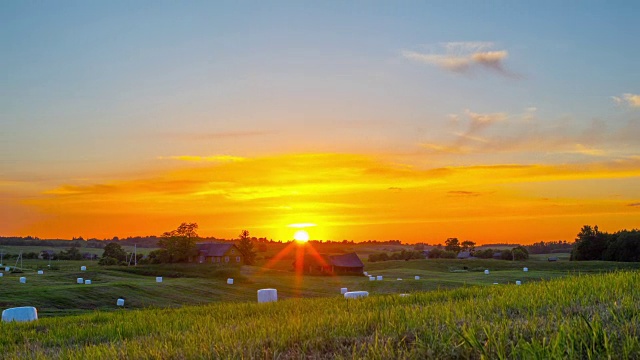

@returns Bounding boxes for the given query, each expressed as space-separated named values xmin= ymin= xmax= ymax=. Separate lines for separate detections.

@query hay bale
xmin=399 ymin=293 xmax=409 ymax=297
xmin=257 ymin=289 xmax=277 ymax=303
xmin=523 ymin=267 xmax=528 ymax=272
xmin=415 ymin=276 xmax=420 ymax=280
xmin=37 ymin=270 xmax=44 ymax=275
xmin=340 ymin=287 xmax=348 ymax=294
xmin=77 ymin=278 xmax=83 ymax=284
xmin=19 ymin=277 xmax=26 ymax=284
xmin=116 ymin=298 xmax=125 ymax=306
xmin=80 ymin=266 xmax=87 ymax=271
xmin=484 ymin=270 xmax=490 ymax=275
xmin=515 ymin=280 xmax=522 ymax=285
xmin=369 ymin=276 xmax=375 ymax=281
xmin=4 ymin=267 xmax=9 ymax=271
xmin=363 ymin=271 xmax=368 ymax=276
xmin=156 ymin=277 xmax=163 ymax=283
xmin=376 ymin=275 xmax=383 ymax=281
xmin=344 ymin=291 xmax=368 ymax=299
xmin=397 ymin=278 xmax=402 ymax=281
xmin=227 ymin=278 xmax=233 ymax=285
xmin=493 ymin=282 xmax=499 ymax=285
xmin=2 ymin=306 xmax=38 ymax=323
xmin=84 ymin=280 xmax=92 ymax=285
xmin=0 ymin=273 xmax=3 ymax=277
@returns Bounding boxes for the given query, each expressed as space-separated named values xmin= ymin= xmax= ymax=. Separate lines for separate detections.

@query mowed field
xmin=2 ymin=250 xmax=640 ymax=318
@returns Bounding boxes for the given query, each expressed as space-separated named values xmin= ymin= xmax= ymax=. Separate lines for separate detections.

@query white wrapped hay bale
xmin=156 ymin=277 xmax=163 ymax=283
xmin=117 ymin=298 xmax=125 ymax=306
xmin=344 ymin=291 xmax=368 ymax=299
xmin=2 ymin=307 xmax=38 ymax=323
xmin=0 ymin=273 xmax=3 ymax=277
xmin=493 ymin=282 xmax=499 ymax=285
xmin=19 ymin=277 xmax=26 ymax=284
xmin=340 ymin=287 xmax=348 ymax=294
xmin=37 ymin=270 xmax=44 ymax=275
xmin=363 ymin=271 xmax=368 ymax=276
xmin=484 ymin=270 xmax=490 ymax=275
xmin=77 ymin=278 xmax=83 ymax=284
xmin=523 ymin=267 xmax=528 ymax=272
xmin=376 ymin=276 xmax=383 ymax=281
xmin=516 ymin=280 xmax=522 ymax=285
xmin=227 ymin=278 xmax=233 ymax=285
xmin=415 ymin=276 xmax=420 ymax=280
xmin=399 ymin=293 xmax=409 ymax=297
xmin=257 ymin=289 xmax=277 ymax=303
xmin=84 ymin=280 xmax=91 ymax=285
xmin=5 ymin=267 xmax=10 ymax=271
xmin=80 ymin=266 xmax=87 ymax=271
xmin=369 ymin=276 xmax=375 ymax=281
xmin=397 ymin=278 xmax=402 ymax=281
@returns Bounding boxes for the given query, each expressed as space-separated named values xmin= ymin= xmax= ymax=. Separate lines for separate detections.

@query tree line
xmin=571 ymin=225 xmax=640 ymax=262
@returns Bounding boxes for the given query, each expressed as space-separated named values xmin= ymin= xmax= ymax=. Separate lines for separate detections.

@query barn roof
xmin=196 ymin=243 xmax=236 ymax=257
xmin=329 ymin=252 xmax=364 ymax=268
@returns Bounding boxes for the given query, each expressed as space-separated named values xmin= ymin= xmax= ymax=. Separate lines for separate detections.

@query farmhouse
xmin=192 ymin=243 xmax=243 ymax=265
xmin=293 ymin=252 xmax=364 ymax=275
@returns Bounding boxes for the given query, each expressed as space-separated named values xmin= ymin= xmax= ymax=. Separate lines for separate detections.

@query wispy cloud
xmin=628 ymin=203 xmax=640 ymax=207
xmin=612 ymin=93 xmax=640 ymax=108
xmin=164 ymin=131 xmax=271 ymax=141
xmin=403 ymin=42 xmax=517 ymax=77
xmin=448 ymin=190 xmax=483 ymax=197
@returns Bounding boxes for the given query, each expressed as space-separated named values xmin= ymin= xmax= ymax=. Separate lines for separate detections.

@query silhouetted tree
xmin=237 ymin=230 xmax=256 ymax=265
xmin=157 ymin=222 xmax=199 ymax=263
xmin=445 ymin=238 xmax=461 ymax=252
xmin=461 ymin=240 xmax=476 ymax=252
xmin=100 ymin=243 xmax=127 ymax=265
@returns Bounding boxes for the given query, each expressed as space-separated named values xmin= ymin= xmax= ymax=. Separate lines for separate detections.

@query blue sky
xmin=1 ymin=1 xmax=639 ymax=240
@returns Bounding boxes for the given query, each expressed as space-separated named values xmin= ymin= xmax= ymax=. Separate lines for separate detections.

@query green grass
xmin=3 ymin=255 xmax=640 ymax=318
xmin=1 ymin=271 xmax=638 ymax=359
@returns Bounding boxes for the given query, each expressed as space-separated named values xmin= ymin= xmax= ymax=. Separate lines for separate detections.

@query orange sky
xmin=3 ymin=153 xmax=639 ymax=244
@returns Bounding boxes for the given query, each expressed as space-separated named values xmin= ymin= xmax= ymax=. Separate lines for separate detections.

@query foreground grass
xmin=1 ymin=271 xmax=639 ymax=359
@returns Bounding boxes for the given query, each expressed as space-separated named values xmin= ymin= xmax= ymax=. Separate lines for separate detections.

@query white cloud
xmin=403 ymin=42 xmax=515 ymax=76
xmin=612 ymin=93 xmax=640 ymax=108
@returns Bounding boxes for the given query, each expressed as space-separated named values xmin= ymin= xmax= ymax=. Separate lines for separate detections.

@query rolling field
xmin=2 ymin=254 xmax=640 ymax=318
xmin=1 ymin=271 xmax=639 ymax=359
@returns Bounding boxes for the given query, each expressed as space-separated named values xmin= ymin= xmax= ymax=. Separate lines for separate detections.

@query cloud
xmin=465 ymin=110 xmax=508 ymax=128
xmin=628 ymin=203 xmax=640 ymax=207
xmin=403 ymin=42 xmax=515 ymax=77
xmin=612 ymin=93 xmax=640 ymax=108
xmin=448 ymin=191 xmax=483 ymax=197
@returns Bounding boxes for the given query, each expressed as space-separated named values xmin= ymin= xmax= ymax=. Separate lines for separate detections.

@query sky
xmin=1 ymin=1 xmax=639 ymax=244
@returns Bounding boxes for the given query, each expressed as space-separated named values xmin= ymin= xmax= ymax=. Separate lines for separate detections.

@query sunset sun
xmin=294 ymin=230 xmax=310 ymax=243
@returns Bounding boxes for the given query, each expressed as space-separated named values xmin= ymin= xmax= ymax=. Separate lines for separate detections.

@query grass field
xmin=2 ymin=253 xmax=640 ymax=318
xmin=1 ymin=271 xmax=638 ymax=359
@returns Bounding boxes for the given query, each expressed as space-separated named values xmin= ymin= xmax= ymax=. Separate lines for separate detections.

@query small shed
xmin=547 ymin=256 xmax=559 ymax=262
xmin=193 ymin=243 xmax=244 ymax=265
xmin=457 ymin=251 xmax=472 ymax=259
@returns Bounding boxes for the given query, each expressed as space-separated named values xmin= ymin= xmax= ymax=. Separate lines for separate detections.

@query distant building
xmin=492 ymin=252 xmax=503 ymax=259
xmin=82 ymin=253 xmax=98 ymax=260
xmin=547 ymin=256 xmax=559 ymax=262
xmin=457 ymin=251 xmax=472 ymax=259
xmin=192 ymin=243 xmax=243 ymax=265
xmin=38 ymin=250 xmax=55 ymax=260
xmin=293 ymin=252 xmax=364 ymax=275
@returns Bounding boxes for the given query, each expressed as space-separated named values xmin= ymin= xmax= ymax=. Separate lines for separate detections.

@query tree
xmin=101 ymin=243 xmax=127 ymax=262
xmin=444 ymin=238 xmax=461 ymax=252
xmin=237 ymin=230 xmax=256 ymax=265
xmin=461 ymin=240 xmax=476 ymax=252
xmin=571 ymin=225 xmax=609 ymax=261
xmin=157 ymin=223 xmax=199 ymax=263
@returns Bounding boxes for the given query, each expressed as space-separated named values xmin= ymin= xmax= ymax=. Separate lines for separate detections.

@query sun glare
xmin=294 ymin=230 xmax=310 ymax=243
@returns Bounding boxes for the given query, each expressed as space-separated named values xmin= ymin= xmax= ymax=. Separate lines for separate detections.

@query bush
xmin=500 ymin=251 xmax=514 ymax=261
xmin=512 ymin=248 xmax=528 ymax=261
xmin=98 ymin=257 xmax=118 ymax=266
xmin=440 ymin=251 xmax=457 ymax=259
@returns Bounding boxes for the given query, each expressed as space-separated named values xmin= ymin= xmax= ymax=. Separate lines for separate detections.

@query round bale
xmin=2 ymin=306 xmax=38 ymax=323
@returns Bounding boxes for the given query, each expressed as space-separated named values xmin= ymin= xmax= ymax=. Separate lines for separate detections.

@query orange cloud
xmin=15 ymin=153 xmax=640 ymax=244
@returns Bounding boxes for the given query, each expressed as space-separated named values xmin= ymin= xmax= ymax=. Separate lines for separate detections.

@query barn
xmin=293 ymin=252 xmax=364 ymax=275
